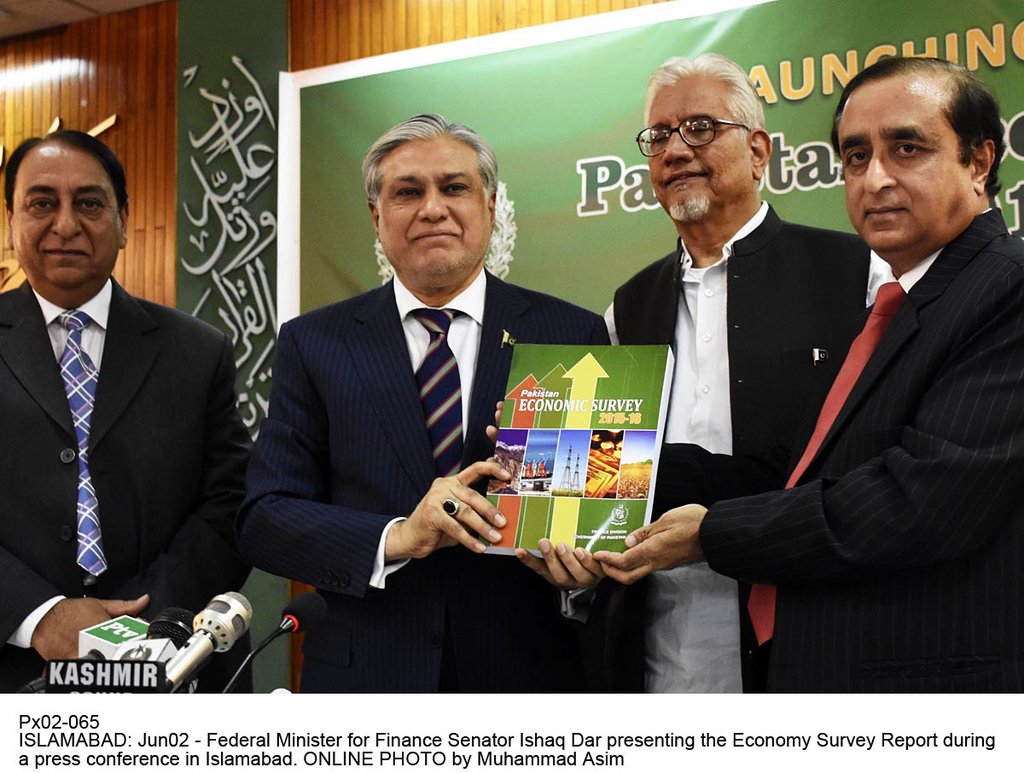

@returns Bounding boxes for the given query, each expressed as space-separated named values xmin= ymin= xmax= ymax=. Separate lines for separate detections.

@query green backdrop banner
xmin=283 ymin=0 xmax=1024 ymax=318
xmin=176 ymin=0 xmax=288 ymax=693
xmin=177 ymin=0 xmax=286 ymax=437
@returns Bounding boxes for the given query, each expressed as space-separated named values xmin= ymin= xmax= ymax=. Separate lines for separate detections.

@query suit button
xmin=430 ymin=633 xmax=443 ymax=649
xmin=60 ymin=448 xmax=76 ymax=464
xmin=60 ymin=525 xmax=74 ymax=542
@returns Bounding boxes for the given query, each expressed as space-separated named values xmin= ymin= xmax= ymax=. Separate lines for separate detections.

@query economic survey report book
xmin=486 ymin=344 xmax=673 ymax=555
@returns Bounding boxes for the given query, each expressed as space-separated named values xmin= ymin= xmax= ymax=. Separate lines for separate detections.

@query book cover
xmin=487 ymin=344 xmax=673 ymax=554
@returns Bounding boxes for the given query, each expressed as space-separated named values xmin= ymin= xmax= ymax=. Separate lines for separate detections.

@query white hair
xmin=644 ymin=53 xmax=764 ymax=130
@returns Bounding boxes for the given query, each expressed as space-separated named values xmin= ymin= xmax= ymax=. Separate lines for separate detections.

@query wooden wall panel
xmin=289 ymin=0 xmax=669 ymax=70
xmin=0 ymin=2 xmax=177 ymax=304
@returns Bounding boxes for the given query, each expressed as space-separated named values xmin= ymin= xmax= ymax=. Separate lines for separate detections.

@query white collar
xmin=393 ymin=269 xmax=486 ymax=325
xmin=679 ymin=201 xmax=769 ymax=271
xmin=32 ymin=279 xmax=113 ymax=330
xmin=869 ymin=249 xmax=941 ymax=294
xmin=872 ymin=208 xmax=992 ymax=294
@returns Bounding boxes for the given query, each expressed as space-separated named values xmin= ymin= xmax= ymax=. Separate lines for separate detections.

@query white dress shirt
xmin=877 ymin=248 xmax=940 ymax=292
xmin=606 ymin=206 xmax=890 ymax=692
xmin=8 ymin=280 xmax=113 ymax=648
xmin=641 ymin=203 xmax=767 ymax=693
xmin=369 ymin=269 xmax=487 ymax=588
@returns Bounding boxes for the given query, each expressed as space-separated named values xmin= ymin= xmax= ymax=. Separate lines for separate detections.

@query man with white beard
xmin=582 ymin=54 xmax=878 ymax=692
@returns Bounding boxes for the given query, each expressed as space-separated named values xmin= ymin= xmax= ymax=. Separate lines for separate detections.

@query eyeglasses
xmin=635 ymin=117 xmax=750 ymax=157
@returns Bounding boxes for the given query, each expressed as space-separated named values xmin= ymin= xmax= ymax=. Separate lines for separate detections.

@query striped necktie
xmin=59 ymin=310 xmax=107 ymax=576
xmin=412 ymin=308 xmax=463 ymax=477
xmin=747 ymin=282 xmax=906 ymax=645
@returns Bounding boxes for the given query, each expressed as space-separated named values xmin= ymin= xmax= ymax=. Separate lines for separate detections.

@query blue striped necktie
xmin=412 ymin=308 xmax=463 ymax=477
xmin=58 ymin=310 xmax=107 ymax=576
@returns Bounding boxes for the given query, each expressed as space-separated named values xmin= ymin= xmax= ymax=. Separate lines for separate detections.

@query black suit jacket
xmin=0 ymin=281 xmax=251 ymax=692
xmin=239 ymin=272 xmax=610 ymax=692
xmin=702 ymin=210 xmax=1024 ymax=692
xmin=592 ymin=207 xmax=870 ymax=690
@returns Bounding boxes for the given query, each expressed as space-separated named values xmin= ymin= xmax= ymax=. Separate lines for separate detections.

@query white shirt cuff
xmin=370 ymin=518 xmax=410 ymax=588
xmin=9 ymin=596 xmax=65 ymax=648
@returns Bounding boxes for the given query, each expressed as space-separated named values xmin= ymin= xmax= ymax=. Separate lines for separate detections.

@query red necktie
xmin=747 ymin=281 xmax=907 ymax=645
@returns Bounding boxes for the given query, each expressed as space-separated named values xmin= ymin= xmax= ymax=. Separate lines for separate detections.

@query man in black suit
xmin=239 ymin=114 xmax=609 ymax=692
xmin=0 ymin=131 xmax=251 ymax=692
xmin=522 ymin=53 xmax=873 ymax=693
xmin=598 ymin=57 xmax=1024 ymax=692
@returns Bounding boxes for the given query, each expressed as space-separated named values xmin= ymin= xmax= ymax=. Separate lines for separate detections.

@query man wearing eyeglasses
xmin=590 ymin=54 xmax=877 ymax=693
xmin=599 ymin=56 xmax=1024 ymax=694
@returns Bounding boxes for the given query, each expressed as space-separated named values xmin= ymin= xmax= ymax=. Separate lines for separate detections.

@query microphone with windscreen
xmin=145 ymin=607 xmax=194 ymax=649
xmin=164 ymin=592 xmax=252 ymax=693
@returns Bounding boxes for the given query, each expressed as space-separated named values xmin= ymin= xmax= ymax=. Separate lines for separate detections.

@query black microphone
xmin=221 ymin=592 xmax=327 ymax=693
xmin=164 ymin=592 xmax=252 ymax=693
xmin=111 ymin=607 xmax=197 ymax=690
xmin=146 ymin=607 xmax=194 ymax=649
xmin=279 ymin=591 xmax=327 ymax=635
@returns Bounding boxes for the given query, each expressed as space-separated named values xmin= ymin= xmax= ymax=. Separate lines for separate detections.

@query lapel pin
xmin=501 ymin=330 xmax=517 ymax=348
xmin=812 ymin=348 xmax=829 ymax=365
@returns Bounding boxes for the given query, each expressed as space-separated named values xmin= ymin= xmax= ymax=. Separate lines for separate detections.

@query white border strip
xmin=277 ymin=69 xmax=303 ymax=328
xmin=289 ymin=0 xmax=773 ymax=89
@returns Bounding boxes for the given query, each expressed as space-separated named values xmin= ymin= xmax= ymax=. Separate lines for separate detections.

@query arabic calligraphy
xmin=180 ymin=56 xmax=277 ymax=436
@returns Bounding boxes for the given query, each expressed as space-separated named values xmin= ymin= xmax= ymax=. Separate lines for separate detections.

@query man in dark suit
xmin=238 ymin=114 xmax=609 ymax=692
xmin=521 ymin=54 xmax=872 ymax=693
xmin=0 ymin=131 xmax=251 ymax=692
xmin=598 ymin=57 xmax=1024 ymax=692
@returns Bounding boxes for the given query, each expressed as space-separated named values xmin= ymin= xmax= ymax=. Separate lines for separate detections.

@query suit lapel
xmin=351 ymin=283 xmax=437 ymax=492
xmin=0 ymin=283 xmax=74 ymax=439
xmin=89 ymin=283 xmax=160 ymax=450
xmin=806 ymin=210 xmax=1006 ymax=473
xmin=463 ymin=275 xmax=528 ymax=467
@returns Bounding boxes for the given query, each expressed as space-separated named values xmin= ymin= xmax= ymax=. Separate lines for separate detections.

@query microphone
xmin=22 ymin=611 xmax=150 ymax=693
xmin=18 ymin=607 xmax=196 ymax=694
xmin=221 ymin=592 xmax=326 ymax=693
xmin=279 ymin=591 xmax=327 ymax=635
xmin=164 ymin=592 xmax=252 ymax=693
xmin=135 ymin=606 xmax=196 ymax=692
xmin=115 ymin=606 xmax=193 ymax=662
xmin=146 ymin=607 xmax=194 ymax=650
xmin=77 ymin=615 xmax=148 ymax=659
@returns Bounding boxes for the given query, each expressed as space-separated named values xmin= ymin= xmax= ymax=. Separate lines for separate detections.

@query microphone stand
xmin=221 ymin=620 xmax=294 ymax=694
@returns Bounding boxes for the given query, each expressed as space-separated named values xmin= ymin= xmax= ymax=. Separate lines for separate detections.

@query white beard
xmin=669 ymin=194 xmax=712 ymax=223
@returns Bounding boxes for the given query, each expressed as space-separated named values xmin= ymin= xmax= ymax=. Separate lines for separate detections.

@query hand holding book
xmin=384 ymin=460 xmax=511 ymax=561
xmin=513 ymin=538 xmax=605 ymax=589
xmin=594 ymin=503 xmax=708 ymax=584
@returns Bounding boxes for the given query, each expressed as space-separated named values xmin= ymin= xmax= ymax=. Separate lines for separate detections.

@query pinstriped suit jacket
xmin=239 ymin=272 xmax=609 ymax=692
xmin=701 ymin=210 xmax=1024 ymax=692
